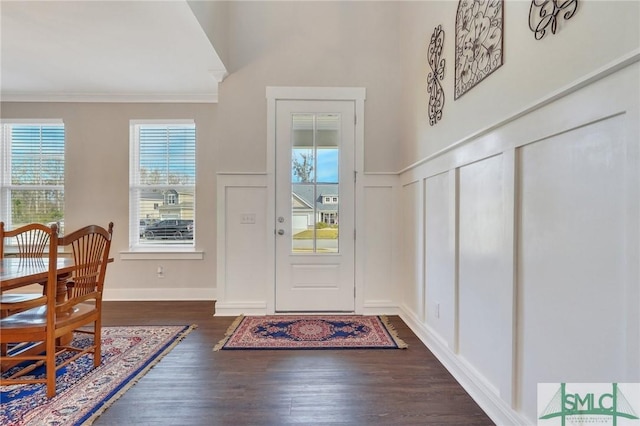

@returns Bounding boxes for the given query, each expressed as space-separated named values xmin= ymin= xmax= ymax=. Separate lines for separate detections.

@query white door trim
xmin=266 ymin=86 xmax=366 ymax=314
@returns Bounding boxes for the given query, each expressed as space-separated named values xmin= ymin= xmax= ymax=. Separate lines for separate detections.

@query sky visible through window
xmin=316 ymin=149 xmax=338 ymax=183
xmin=138 ymin=126 xmax=195 ymax=184
xmin=292 ymin=148 xmax=338 ymax=183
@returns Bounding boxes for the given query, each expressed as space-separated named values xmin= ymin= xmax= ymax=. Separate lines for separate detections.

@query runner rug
xmin=214 ymin=315 xmax=408 ymax=351
xmin=1 ymin=325 xmax=196 ymax=426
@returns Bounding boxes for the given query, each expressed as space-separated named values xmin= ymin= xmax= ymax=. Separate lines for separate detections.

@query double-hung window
xmin=129 ymin=120 xmax=196 ymax=248
xmin=0 ymin=121 xmax=65 ymax=233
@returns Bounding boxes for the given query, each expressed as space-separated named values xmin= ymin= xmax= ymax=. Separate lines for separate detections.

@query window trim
xmin=119 ymin=250 xmax=204 ymax=260
xmin=1 ymin=119 xmax=65 ymax=231
xmin=128 ymin=119 xmax=197 ymax=252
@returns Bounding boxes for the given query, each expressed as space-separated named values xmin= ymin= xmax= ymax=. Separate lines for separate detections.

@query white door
xmin=275 ymin=100 xmax=355 ymax=312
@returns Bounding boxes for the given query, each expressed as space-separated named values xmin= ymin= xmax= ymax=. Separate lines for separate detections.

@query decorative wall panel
xmin=517 ymin=115 xmax=629 ymax=421
xmin=455 ymin=0 xmax=504 ymax=99
xmin=427 ymin=25 xmax=446 ymax=125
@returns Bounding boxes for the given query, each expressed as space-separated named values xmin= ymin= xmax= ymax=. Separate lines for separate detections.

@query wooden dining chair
xmin=0 ymin=223 xmax=58 ymax=397
xmin=53 ymin=222 xmax=113 ymax=371
xmin=0 ymin=222 xmax=113 ymax=398
xmin=0 ymin=222 xmax=52 ymax=316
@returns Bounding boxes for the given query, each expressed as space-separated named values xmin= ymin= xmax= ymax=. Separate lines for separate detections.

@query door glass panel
xmin=291 ymin=113 xmax=340 ymax=254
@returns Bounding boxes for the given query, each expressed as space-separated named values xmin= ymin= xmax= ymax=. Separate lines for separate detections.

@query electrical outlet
xmin=157 ymin=265 xmax=165 ymax=278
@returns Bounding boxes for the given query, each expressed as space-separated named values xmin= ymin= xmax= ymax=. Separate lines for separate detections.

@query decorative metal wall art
xmin=529 ymin=0 xmax=579 ymax=40
xmin=427 ymin=25 xmax=446 ymax=126
xmin=454 ymin=0 xmax=504 ymax=100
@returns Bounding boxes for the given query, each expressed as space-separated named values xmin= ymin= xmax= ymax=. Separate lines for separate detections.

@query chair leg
xmin=46 ymin=333 xmax=56 ymax=398
xmin=0 ymin=310 xmax=7 ymax=357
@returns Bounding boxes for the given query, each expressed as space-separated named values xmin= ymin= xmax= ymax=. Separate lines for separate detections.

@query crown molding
xmin=0 ymin=91 xmax=219 ymax=104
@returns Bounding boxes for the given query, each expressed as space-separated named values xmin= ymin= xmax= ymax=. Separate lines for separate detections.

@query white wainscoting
xmin=215 ymin=172 xmax=401 ymax=316
xmin=215 ymin=174 xmax=269 ymax=316
xmin=359 ymin=174 xmax=401 ymax=314
xmin=400 ymin=180 xmax=424 ymax=321
xmin=397 ymin=57 xmax=639 ymax=424
xmin=516 ymin=113 xmax=633 ymax=420
xmin=424 ymin=171 xmax=456 ymax=351
xmin=458 ymin=153 xmax=514 ymax=404
xmin=213 ymin=55 xmax=638 ymax=425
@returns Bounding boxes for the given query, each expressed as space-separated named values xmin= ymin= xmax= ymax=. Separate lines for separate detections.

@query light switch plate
xmin=240 ymin=213 xmax=256 ymax=224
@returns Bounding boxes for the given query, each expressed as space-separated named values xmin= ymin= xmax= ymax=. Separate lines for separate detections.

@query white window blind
xmin=1 ymin=122 xmax=65 ymax=232
xmin=130 ymin=121 xmax=196 ymax=248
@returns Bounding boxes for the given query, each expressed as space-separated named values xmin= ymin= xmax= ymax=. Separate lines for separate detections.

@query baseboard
xmin=399 ymin=307 xmax=531 ymax=426
xmin=103 ymin=287 xmax=216 ymax=301
xmin=214 ymin=301 xmax=268 ymax=316
xmin=361 ymin=301 xmax=401 ymax=315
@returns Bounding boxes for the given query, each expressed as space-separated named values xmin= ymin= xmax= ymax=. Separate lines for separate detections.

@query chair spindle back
xmin=57 ymin=223 xmax=113 ymax=308
xmin=0 ymin=222 xmax=51 ymax=258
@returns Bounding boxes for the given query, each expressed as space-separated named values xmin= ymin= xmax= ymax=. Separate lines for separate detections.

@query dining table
xmin=1 ymin=257 xmax=75 ymax=300
xmin=0 ymin=257 xmax=76 ymax=372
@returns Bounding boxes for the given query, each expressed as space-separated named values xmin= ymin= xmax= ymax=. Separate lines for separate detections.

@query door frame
xmin=266 ymin=87 xmax=366 ymax=314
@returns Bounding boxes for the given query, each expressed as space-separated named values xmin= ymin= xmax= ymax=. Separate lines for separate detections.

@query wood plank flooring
xmin=95 ymin=301 xmax=494 ymax=425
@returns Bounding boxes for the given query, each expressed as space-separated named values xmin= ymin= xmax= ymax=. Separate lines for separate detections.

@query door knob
xmin=277 ymin=229 xmax=285 ymax=235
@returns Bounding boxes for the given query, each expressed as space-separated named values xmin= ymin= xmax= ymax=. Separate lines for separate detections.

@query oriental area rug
xmin=1 ymin=325 xmax=196 ymax=426
xmin=214 ymin=315 xmax=408 ymax=351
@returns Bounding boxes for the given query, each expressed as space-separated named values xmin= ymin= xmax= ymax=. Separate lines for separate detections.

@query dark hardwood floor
xmin=95 ymin=301 xmax=494 ymax=425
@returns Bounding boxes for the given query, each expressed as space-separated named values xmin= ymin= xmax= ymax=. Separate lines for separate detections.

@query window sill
xmin=119 ymin=250 xmax=204 ymax=261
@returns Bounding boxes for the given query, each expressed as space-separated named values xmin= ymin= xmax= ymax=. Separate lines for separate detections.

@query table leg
xmin=56 ymin=273 xmax=73 ymax=346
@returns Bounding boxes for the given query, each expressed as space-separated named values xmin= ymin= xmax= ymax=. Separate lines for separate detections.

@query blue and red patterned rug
xmin=1 ymin=325 xmax=196 ymax=426
xmin=214 ymin=315 xmax=408 ymax=350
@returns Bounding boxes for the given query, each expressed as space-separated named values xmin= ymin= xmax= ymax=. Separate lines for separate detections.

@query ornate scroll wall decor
xmin=454 ymin=0 xmax=504 ymax=100
xmin=529 ymin=0 xmax=579 ymax=40
xmin=427 ymin=25 xmax=446 ymax=126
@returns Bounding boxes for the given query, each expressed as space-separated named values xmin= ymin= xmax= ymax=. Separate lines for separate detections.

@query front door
xmin=275 ymin=100 xmax=355 ymax=312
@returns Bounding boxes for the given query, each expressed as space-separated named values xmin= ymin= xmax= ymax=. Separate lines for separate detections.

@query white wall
xmin=188 ymin=1 xmax=230 ymax=71
xmin=1 ymin=2 xmax=407 ymax=305
xmin=215 ymin=1 xmax=405 ymax=173
xmin=0 ymin=102 xmax=219 ymax=301
xmin=398 ymin=0 xmax=640 ymax=165
xmin=395 ymin=1 xmax=640 ymax=423
xmin=205 ymin=2 xmax=412 ymax=315
xmin=399 ymin=60 xmax=640 ymax=424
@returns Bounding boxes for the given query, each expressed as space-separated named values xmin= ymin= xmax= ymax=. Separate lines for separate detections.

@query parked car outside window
xmin=139 ymin=219 xmax=158 ymax=237
xmin=142 ymin=219 xmax=193 ymax=240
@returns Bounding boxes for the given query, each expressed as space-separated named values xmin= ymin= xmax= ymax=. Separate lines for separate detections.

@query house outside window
xmin=321 ymin=212 xmax=338 ymax=225
xmin=0 ymin=121 xmax=65 ymax=236
xmin=166 ymin=190 xmax=178 ymax=205
xmin=130 ymin=120 xmax=196 ymax=247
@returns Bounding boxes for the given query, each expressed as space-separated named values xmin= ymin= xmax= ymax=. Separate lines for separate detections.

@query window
xmin=1 ymin=121 xmax=65 ymax=233
xmin=166 ymin=191 xmax=178 ymax=205
xmin=130 ymin=121 xmax=196 ymax=248
xmin=321 ymin=212 xmax=338 ymax=225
